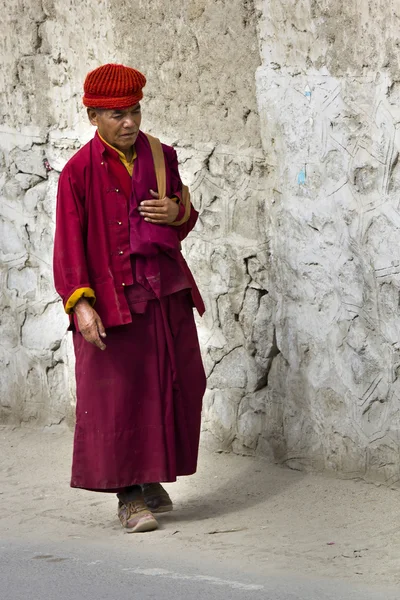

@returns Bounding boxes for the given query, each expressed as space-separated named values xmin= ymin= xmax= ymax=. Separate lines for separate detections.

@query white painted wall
xmin=1 ymin=0 xmax=399 ymax=483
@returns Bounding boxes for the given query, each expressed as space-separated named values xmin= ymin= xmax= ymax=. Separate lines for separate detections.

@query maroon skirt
xmin=71 ymin=290 xmax=206 ymax=492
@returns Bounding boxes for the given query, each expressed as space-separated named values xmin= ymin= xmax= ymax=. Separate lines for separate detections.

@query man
xmin=53 ymin=63 xmax=206 ymax=533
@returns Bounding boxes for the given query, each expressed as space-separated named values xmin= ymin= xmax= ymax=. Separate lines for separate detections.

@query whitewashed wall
xmin=252 ymin=0 xmax=400 ymax=482
xmin=1 ymin=0 xmax=400 ymax=483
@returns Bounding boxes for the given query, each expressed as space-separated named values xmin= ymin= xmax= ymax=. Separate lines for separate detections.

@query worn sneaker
xmin=142 ymin=483 xmax=173 ymax=513
xmin=117 ymin=498 xmax=158 ymax=533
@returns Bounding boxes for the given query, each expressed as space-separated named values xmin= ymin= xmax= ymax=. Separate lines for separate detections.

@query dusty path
xmin=1 ymin=427 xmax=400 ymax=590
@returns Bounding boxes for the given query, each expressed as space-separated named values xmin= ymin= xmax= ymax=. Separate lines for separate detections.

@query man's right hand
xmin=74 ymin=298 xmax=107 ymax=350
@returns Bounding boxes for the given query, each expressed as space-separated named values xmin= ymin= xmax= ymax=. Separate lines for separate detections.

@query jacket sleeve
xmin=165 ymin=146 xmax=199 ymax=241
xmin=53 ymin=163 xmax=96 ymax=314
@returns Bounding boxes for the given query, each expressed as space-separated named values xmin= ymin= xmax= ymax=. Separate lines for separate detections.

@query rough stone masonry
xmin=1 ymin=0 xmax=400 ymax=484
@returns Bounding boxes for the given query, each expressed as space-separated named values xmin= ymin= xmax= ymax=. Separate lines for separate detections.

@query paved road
xmin=1 ymin=538 xmax=397 ymax=600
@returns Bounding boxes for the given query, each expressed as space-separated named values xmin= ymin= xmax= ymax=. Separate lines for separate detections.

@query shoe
xmin=142 ymin=483 xmax=173 ymax=514
xmin=117 ymin=498 xmax=158 ymax=533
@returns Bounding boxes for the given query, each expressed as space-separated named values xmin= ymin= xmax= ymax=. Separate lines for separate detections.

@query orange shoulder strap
xmin=145 ymin=133 xmax=191 ymax=226
xmin=145 ymin=133 xmax=166 ymax=199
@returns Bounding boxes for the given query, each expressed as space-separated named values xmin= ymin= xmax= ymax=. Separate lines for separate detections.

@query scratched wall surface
xmin=1 ymin=0 xmax=400 ymax=482
xmin=254 ymin=0 xmax=400 ymax=482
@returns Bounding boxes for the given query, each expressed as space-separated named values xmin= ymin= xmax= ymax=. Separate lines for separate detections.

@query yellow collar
xmin=98 ymin=132 xmax=136 ymax=176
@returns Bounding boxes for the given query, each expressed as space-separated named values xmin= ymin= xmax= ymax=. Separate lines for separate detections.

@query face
xmin=87 ymin=104 xmax=142 ymax=152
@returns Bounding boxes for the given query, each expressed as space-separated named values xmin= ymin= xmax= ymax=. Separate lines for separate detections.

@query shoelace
xmin=125 ymin=500 xmax=149 ymax=514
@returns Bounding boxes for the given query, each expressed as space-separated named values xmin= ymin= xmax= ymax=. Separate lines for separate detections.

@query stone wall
xmin=0 ymin=0 xmax=116 ymax=425
xmin=1 ymin=0 xmax=400 ymax=483
xmin=0 ymin=0 xmax=268 ymax=434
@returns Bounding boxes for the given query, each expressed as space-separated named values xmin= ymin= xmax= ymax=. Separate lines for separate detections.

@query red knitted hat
xmin=82 ymin=63 xmax=146 ymax=109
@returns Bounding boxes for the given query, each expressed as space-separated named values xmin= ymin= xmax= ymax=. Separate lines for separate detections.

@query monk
xmin=53 ymin=63 xmax=206 ymax=533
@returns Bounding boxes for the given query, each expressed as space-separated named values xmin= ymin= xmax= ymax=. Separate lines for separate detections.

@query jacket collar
xmin=93 ymin=129 xmax=108 ymax=156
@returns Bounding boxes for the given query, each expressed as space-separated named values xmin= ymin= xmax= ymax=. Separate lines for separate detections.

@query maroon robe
xmin=53 ymin=131 xmax=206 ymax=491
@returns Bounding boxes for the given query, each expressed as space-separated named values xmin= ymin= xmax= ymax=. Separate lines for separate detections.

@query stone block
xmin=208 ymin=347 xmax=248 ymax=389
xmin=0 ymin=219 xmax=27 ymax=259
xmin=15 ymin=173 xmax=43 ymax=190
xmin=3 ymin=179 xmax=23 ymax=202
xmin=7 ymin=267 xmax=38 ymax=300
xmin=14 ymin=146 xmax=47 ymax=178
xmin=21 ymin=302 xmax=67 ymax=352
xmin=46 ymin=361 xmax=69 ymax=423
xmin=23 ymin=181 xmax=48 ymax=214
xmin=0 ymin=308 xmax=20 ymax=350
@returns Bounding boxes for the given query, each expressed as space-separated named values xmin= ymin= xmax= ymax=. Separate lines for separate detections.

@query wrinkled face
xmin=87 ymin=103 xmax=142 ymax=152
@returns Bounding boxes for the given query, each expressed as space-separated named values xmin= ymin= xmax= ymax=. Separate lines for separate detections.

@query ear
xmin=87 ymin=108 xmax=99 ymax=127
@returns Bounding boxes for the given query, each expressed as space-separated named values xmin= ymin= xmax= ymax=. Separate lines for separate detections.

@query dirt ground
xmin=1 ymin=426 xmax=400 ymax=587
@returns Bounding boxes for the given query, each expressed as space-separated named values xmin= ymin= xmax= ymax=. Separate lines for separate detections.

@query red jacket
xmin=53 ymin=131 xmax=204 ymax=330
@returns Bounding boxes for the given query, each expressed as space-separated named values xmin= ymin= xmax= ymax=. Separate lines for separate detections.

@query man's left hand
xmin=138 ymin=189 xmax=179 ymax=224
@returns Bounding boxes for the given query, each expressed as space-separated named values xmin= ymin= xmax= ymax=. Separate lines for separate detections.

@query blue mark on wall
xmin=304 ymin=84 xmax=311 ymax=99
xmin=297 ymin=168 xmax=306 ymax=185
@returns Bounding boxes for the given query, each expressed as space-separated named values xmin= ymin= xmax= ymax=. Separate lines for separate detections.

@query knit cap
xmin=82 ymin=63 xmax=146 ymax=109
